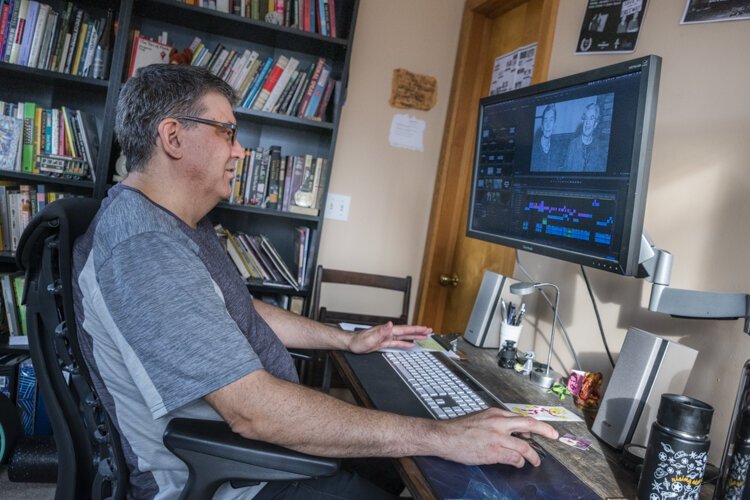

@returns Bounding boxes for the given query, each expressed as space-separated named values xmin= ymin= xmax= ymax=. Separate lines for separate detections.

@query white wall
xmin=519 ymin=1 xmax=750 ymax=463
xmin=316 ymin=0 xmax=463 ymax=317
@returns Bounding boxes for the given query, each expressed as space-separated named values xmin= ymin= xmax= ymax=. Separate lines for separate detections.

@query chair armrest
xmin=164 ymin=418 xmax=339 ymax=500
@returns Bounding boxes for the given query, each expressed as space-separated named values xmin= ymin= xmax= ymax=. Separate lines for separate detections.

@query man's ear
xmin=157 ymin=119 xmax=183 ymax=160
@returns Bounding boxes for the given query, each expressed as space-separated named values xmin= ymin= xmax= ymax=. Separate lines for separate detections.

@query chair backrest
xmin=308 ymin=265 xmax=412 ymax=326
xmin=16 ymin=197 xmax=127 ymax=500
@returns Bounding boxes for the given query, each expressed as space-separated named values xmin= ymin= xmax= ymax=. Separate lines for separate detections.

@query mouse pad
xmin=343 ymin=352 xmax=599 ymax=499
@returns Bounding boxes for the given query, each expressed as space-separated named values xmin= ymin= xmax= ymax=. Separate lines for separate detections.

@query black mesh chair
xmin=17 ymin=197 xmax=338 ymax=500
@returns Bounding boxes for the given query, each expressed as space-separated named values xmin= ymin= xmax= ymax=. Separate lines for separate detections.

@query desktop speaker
xmin=464 ymin=271 xmax=506 ymax=349
xmin=591 ymin=327 xmax=698 ymax=449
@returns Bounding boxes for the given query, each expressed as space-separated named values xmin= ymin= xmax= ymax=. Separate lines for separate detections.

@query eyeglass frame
xmin=173 ymin=115 xmax=238 ymax=144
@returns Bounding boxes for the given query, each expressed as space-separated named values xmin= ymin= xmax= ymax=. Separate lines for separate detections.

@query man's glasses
xmin=174 ymin=115 xmax=238 ymax=144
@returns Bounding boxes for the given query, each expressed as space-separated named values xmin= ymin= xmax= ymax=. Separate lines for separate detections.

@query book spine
xmin=314 ymin=76 xmax=336 ymax=121
xmin=7 ymin=0 xmax=27 ymax=64
xmin=20 ymin=101 xmax=34 ymax=173
xmin=328 ymin=0 xmax=336 ymax=38
xmin=63 ymin=8 xmax=83 ymax=74
xmin=0 ymin=1 xmax=12 ymax=62
xmin=26 ymin=2 xmax=46 ymax=68
xmin=265 ymin=145 xmax=281 ymax=209
xmin=16 ymin=0 xmax=35 ymax=66
xmin=50 ymin=2 xmax=71 ymax=72
xmin=303 ymin=63 xmax=330 ymax=118
xmin=251 ymin=54 xmax=288 ymax=111
xmin=296 ymin=57 xmax=325 ymax=117
xmin=242 ymin=55 xmax=273 ymax=108
xmin=261 ymin=56 xmax=298 ymax=112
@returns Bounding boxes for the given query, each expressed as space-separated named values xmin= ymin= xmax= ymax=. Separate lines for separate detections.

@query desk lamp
xmin=509 ymin=281 xmax=561 ymax=389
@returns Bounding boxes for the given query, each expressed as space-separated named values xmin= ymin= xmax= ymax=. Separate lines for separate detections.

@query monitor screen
xmin=467 ymin=55 xmax=661 ymax=276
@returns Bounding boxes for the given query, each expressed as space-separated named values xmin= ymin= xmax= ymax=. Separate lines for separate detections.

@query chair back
xmin=308 ymin=265 xmax=412 ymax=326
xmin=16 ymin=197 xmax=127 ymax=500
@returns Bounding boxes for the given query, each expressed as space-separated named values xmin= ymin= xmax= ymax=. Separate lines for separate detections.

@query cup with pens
xmin=499 ymin=300 xmax=524 ymax=350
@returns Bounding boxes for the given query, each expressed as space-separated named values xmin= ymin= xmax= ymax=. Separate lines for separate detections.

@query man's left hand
xmin=348 ymin=322 xmax=432 ymax=354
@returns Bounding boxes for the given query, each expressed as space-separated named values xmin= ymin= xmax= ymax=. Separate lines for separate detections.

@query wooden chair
xmin=305 ymin=265 xmax=412 ymax=391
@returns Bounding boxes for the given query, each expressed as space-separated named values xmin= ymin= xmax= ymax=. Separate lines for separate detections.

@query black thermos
xmin=637 ymin=394 xmax=714 ymax=500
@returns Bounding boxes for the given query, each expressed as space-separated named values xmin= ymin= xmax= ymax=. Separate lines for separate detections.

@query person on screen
xmin=72 ymin=64 xmax=559 ymax=499
xmin=530 ymin=104 xmax=560 ymax=171
xmin=564 ymin=102 xmax=607 ymax=172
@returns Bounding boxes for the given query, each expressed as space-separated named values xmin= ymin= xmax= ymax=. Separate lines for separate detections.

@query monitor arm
xmin=638 ymin=234 xmax=750 ymax=334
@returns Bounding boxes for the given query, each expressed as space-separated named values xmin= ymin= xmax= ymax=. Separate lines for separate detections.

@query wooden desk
xmin=331 ymin=339 xmax=639 ymax=499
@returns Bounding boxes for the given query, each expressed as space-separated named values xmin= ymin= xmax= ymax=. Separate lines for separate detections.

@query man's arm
xmin=205 ymin=369 xmax=559 ymax=467
xmin=253 ymin=299 xmax=430 ymax=352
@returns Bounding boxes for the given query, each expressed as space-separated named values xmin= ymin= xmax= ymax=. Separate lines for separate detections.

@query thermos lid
xmin=657 ymin=394 xmax=714 ymax=437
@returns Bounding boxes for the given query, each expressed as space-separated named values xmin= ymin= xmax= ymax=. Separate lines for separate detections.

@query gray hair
xmin=115 ymin=64 xmax=237 ymax=173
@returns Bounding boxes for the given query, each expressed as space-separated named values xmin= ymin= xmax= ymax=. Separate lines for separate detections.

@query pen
xmin=507 ymin=302 xmax=516 ymax=325
xmin=515 ymin=303 xmax=526 ymax=326
xmin=500 ymin=299 xmax=507 ymax=323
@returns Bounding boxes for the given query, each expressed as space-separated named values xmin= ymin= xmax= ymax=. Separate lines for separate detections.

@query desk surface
xmin=331 ymin=339 xmax=638 ymax=499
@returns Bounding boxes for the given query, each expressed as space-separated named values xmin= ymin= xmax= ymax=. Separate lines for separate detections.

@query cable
xmin=580 ymin=265 xmax=615 ymax=368
xmin=515 ymin=253 xmax=582 ymax=371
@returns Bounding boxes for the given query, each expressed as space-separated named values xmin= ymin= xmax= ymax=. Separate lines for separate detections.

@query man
xmin=530 ymin=104 xmax=559 ymax=172
xmin=73 ymin=65 xmax=557 ymax=499
xmin=564 ymin=102 xmax=607 ymax=172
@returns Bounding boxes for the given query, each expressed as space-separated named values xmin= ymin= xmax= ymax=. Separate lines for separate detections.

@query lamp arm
xmin=639 ymin=234 xmax=750 ymax=333
xmin=537 ymin=283 xmax=560 ymax=376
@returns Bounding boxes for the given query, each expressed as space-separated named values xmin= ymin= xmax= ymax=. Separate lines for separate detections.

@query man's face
xmin=182 ymin=92 xmax=244 ymax=203
xmin=582 ymin=107 xmax=598 ymax=138
xmin=542 ymin=109 xmax=555 ymax=138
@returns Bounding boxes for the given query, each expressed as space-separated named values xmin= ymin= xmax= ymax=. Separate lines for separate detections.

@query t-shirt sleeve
xmin=95 ymin=231 xmax=262 ymax=418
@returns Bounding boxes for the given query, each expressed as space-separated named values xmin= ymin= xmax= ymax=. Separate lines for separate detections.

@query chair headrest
xmin=16 ymin=197 xmax=101 ymax=272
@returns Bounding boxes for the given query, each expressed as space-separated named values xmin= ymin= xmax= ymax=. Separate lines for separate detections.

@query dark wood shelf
xmin=215 ymin=201 xmax=320 ymax=222
xmin=0 ymin=170 xmax=96 ymax=190
xmin=0 ymin=62 xmax=110 ymax=90
xmin=234 ymin=107 xmax=335 ymax=132
xmin=0 ymin=251 xmax=15 ymax=264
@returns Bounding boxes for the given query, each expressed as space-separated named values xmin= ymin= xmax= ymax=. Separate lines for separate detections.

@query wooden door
xmin=415 ymin=0 xmax=558 ymax=333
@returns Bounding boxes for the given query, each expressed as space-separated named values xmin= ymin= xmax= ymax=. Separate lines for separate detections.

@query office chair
xmin=16 ymin=198 xmax=338 ymax=500
xmin=306 ymin=265 xmax=412 ymax=391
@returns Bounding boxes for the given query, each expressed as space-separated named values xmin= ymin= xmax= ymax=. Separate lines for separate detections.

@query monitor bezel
xmin=466 ymin=55 xmax=661 ymax=276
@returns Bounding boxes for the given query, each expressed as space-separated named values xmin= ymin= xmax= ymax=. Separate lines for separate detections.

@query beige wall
xmin=518 ymin=1 xmax=750 ymax=463
xmin=319 ymin=0 xmax=750 ymax=463
xmin=317 ymin=0 xmax=464 ymax=317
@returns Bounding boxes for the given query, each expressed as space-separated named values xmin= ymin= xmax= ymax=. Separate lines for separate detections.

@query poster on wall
xmin=576 ymin=0 xmax=649 ymax=54
xmin=489 ymin=43 xmax=537 ymax=95
xmin=681 ymin=0 xmax=750 ymax=24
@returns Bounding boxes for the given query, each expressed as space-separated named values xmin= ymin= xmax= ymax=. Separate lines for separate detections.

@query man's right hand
xmin=435 ymin=408 xmax=558 ymax=468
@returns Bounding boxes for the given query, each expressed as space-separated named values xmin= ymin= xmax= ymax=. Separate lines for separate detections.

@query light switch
xmin=325 ymin=193 xmax=351 ymax=221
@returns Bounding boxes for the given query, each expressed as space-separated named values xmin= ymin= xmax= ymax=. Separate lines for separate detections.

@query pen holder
xmin=499 ymin=323 xmax=523 ymax=351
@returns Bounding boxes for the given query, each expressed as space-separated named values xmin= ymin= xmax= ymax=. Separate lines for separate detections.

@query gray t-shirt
xmin=72 ymin=184 xmax=298 ymax=499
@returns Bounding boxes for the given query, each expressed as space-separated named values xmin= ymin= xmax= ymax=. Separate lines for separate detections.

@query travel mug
xmin=637 ymin=394 xmax=714 ymax=500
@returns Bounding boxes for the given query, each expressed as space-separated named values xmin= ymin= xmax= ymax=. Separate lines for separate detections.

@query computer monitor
xmin=466 ymin=55 xmax=661 ymax=276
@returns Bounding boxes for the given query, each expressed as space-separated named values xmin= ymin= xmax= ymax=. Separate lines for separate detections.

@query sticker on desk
xmin=506 ymin=404 xmax=583 ymax=422
xmin=559 ymin=433 xmax=592 ymax=450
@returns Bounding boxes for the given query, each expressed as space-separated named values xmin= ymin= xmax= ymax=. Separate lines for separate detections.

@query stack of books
xmin=0 ymin=182 xmax=73 ymax=252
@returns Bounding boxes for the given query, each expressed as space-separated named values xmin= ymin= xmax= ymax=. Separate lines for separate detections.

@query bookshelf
xmin=0 ymin=0 xmax=360 ymax=314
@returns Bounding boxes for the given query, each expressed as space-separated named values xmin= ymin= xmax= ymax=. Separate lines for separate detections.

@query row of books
xmin=229 ymin=147 xmax=327 ymax=216
xmin=0 ymin=1 xmax=113 ymax=79
xmin=0 ymin=100 xmax=98 ymax=180
xmin=176 ymin=0 xmax=338 ymax=38
xmin=128 ymin=30 xmax=338 ymax=121
xmin=219 ymin=225 xmax=313 ymax=291
xmin=0 ymin=183 xmax=76 ymax=252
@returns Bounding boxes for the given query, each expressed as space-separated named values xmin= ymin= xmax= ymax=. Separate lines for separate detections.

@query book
xmin=127 ymin=35 xmax=172 ymax=78
xmin=252 ymin=54 xmax=289 ymax=111
xmin=314 ymin=76 xmax=336 ymax=121
xmin=261 ymin=56 xmax=299 ymax=112
xmin=1 ymin=272 xmax=21 ymax=336
xmin=303 ymin=63 xmax=331 ymax=118
xmin=0 ymin=0 xmax=14 ymax=63
xmin=242 ymin=55 xmax=273 ymax=108
xmin=265 ymin=145 xmax=282 ymax=209
xmin=25 ymin=1 xmax=46 ymax=68
xmin=16 ymin=0 xmax=36 ymax=66
xmin=0 ymin=115 xmax=22 ymax=171
xmin=75 ymin=109 xmax=99 ymax=179
xmin=296 ymin=57 xmax=326 ymax=117
xmin=7 ymin=0 xmax=28 ymax=64
xmin=20 ymin=101 xmax=35 ymax=173
xmin=259 ymin=235 xmax=299 ymax=290
xmin=63 ymin=7 xmax=84 ymax=74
